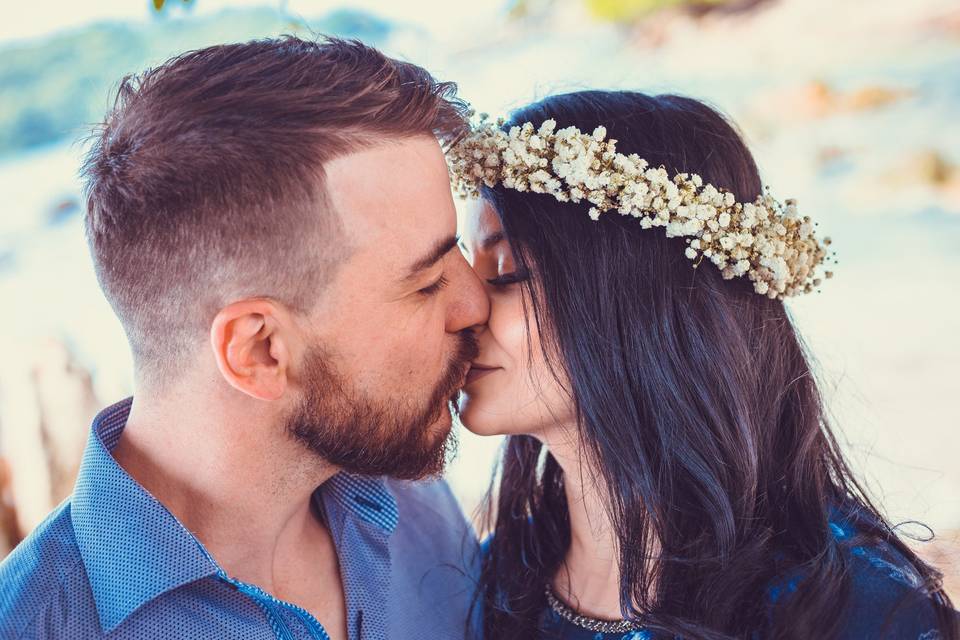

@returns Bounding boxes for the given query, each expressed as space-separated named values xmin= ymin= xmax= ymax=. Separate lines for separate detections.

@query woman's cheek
xmin=490 ymin=293 xmax=529 ymax=363
xmin=488 ymin=294 xmax=542 ymax=428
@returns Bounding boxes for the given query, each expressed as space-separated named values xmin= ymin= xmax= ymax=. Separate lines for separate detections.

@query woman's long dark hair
xmin=473 ymin=90 xmax=956 ymax=639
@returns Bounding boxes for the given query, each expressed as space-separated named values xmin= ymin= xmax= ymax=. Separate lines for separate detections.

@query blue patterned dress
xmin=492 ymin=517 xmax=956 ymax=639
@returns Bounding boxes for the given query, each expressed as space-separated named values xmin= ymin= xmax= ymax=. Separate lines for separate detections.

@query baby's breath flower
xmin=447 ymin=115 xmax=835 ymax=299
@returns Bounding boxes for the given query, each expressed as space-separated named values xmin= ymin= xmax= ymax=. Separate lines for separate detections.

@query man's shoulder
xmin=382 ymin=477 xmax=481 ymax=637
xmin=386 ymin=476 xmax=472 ymax=532
xmin=384 ymin=476 xmax=478 ymax=557
xmin=0 ymin=500 xmax=89 ymax=639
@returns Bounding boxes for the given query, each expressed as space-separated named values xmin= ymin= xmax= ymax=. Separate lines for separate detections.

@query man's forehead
xmin=327 ymin=137 xmax=446 ymax=216
xmin=322 ymin=136 xmax=457 ymax=270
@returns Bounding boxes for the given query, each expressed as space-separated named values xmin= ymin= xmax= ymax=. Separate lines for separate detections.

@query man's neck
xmin=112 ymin=392 xmax=339 ymax=591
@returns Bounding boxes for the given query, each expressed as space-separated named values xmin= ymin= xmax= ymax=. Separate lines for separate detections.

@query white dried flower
xmin=447 ymin=115 xmax=835 ymax=300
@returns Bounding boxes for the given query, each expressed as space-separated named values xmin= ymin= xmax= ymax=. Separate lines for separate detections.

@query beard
xmin=286 ymin=330 xmax=479 ymax=480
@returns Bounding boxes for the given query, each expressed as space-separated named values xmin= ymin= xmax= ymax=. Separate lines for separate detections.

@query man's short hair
xmin=81 ymin=35 xmax=470 ymax=383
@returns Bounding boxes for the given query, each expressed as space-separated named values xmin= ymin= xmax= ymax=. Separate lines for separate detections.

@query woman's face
xmin=456 ymin=199 xmax=574 ymax=438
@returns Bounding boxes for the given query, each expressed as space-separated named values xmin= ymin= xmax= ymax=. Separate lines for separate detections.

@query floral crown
xmin=446 ymin=116 xmax=835 ymax=299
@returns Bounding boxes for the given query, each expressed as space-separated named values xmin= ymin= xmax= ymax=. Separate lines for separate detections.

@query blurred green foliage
xmin=509 ymin=0 xmax=737 ymax=22
xmin=153 ymin=0 xmax=194 ymax=10
xmin=0 ymin=7 xmax=392 ymax=159
xmin=587 ymin=0 xmax=736 ymax=20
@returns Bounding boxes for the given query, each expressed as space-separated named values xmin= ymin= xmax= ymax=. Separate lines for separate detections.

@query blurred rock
xmin=750 ymin=79 xmax=912 ymax=122
xmin=878 ymin=149 xmax=960 ymax=207
xmin=816 ymin=146 xmax=847 ymax=163
xmin=31 ymin=339 xmax=99 ymax=502
xmin=845 ymin=85 xmax=910 ymax=111
xmin=45 ymin=196 xmax=80 ymax=227
xmin=814 ymin=145 xmax=851 ymax=170
xmin=910 ymin=150 xmax=959 ymax=187
xmin=0 ymin=337 xmax=99 ymax=540
xmin=0 ymin=457 xmax=19 ymax=556
xmin=912 ymin=531 xmax=960 ymax=603
xmin=920 ymin=7 xmax=960 ymax=41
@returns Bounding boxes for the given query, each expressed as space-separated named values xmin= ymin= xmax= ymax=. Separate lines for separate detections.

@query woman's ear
xmin=210 ymin=299 xmax=291 ymax=401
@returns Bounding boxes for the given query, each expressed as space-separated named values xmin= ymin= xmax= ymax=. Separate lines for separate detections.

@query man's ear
xmin=210 ymin=299 xmax=291 ymax=401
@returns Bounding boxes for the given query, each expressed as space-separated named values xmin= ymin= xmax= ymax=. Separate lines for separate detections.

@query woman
xmin=450 ymin=91 xmax=958 ymax=639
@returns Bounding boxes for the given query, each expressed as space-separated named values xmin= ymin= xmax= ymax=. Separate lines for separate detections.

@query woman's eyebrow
xmin=480 ymin=231 xmax=505 ymax=251
xmin=459 ymin=230 xmax=505 ymax=258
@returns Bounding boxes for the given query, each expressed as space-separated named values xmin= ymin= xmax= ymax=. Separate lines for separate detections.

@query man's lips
xmin=465 ymin=363 xmax=500 ymax=385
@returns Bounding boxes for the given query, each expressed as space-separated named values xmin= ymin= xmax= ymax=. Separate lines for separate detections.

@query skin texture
xmin=111 ymin=135 xmax=489 ymax=640
xmin=456 ymin=200 xmax=574 ymax=438
xmin=459 ymin=199 xmax=629 ymax=621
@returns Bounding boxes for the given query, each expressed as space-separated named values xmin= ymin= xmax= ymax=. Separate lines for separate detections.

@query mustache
xmin=427 ymin=330 xmax=480 ymax=421
xmin=455 ymin=328 xmax=480 ymax=368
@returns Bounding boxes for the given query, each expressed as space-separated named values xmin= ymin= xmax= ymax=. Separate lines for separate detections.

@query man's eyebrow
xmin=404 ymin=234 xmax=461 ymax=280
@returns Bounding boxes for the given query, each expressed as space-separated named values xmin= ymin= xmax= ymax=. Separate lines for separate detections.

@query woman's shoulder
xmin=482 ymin=515 xmax=955 ymax=638
xmin=840 ymin=533 xmax=942 ymax=638
xmin=771 ymin=513 xmax=953 ymax=639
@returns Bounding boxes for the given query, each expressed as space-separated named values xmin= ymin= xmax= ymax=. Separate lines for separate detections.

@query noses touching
xmin=446 ymin=251 xmax=490 ymax=336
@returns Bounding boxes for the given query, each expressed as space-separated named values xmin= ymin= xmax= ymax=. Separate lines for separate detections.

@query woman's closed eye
xmin=486 ymin=271 xmax=528 ymax=288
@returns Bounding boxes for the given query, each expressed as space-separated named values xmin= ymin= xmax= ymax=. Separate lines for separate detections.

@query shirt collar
xmin=321 ymin=471 xmax=399 ymax=535
xmin=71 ymin=396 xmax=400 ymax=634
xmin=318 ymin=472 xmax=398 ymax=640
xmin=71 ymin=397 xmax=219 ymax=633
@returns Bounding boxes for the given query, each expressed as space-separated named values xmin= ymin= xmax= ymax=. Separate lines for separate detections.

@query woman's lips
xmin=465 ymin=365 xmax=500 ymax=386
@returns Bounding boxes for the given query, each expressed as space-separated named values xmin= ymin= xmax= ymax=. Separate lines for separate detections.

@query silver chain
xmin=544 ymin=584 xmax=641 ymax=634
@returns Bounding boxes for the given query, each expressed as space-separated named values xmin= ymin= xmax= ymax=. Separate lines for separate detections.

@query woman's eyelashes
xmin=486 ymin=271 xmax=528 ymax=288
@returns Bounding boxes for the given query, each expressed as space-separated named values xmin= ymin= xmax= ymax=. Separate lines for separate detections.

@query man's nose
xmin=446 ymin=254 xmax=490 ymax=333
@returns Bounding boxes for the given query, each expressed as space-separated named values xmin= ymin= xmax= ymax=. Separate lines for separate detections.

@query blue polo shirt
xmin=0 ymin=397 xmax=479 ymax=639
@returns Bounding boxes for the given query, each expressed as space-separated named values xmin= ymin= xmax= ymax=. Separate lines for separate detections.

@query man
xmin=0 ymin=36 xmax=487 ymax=640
